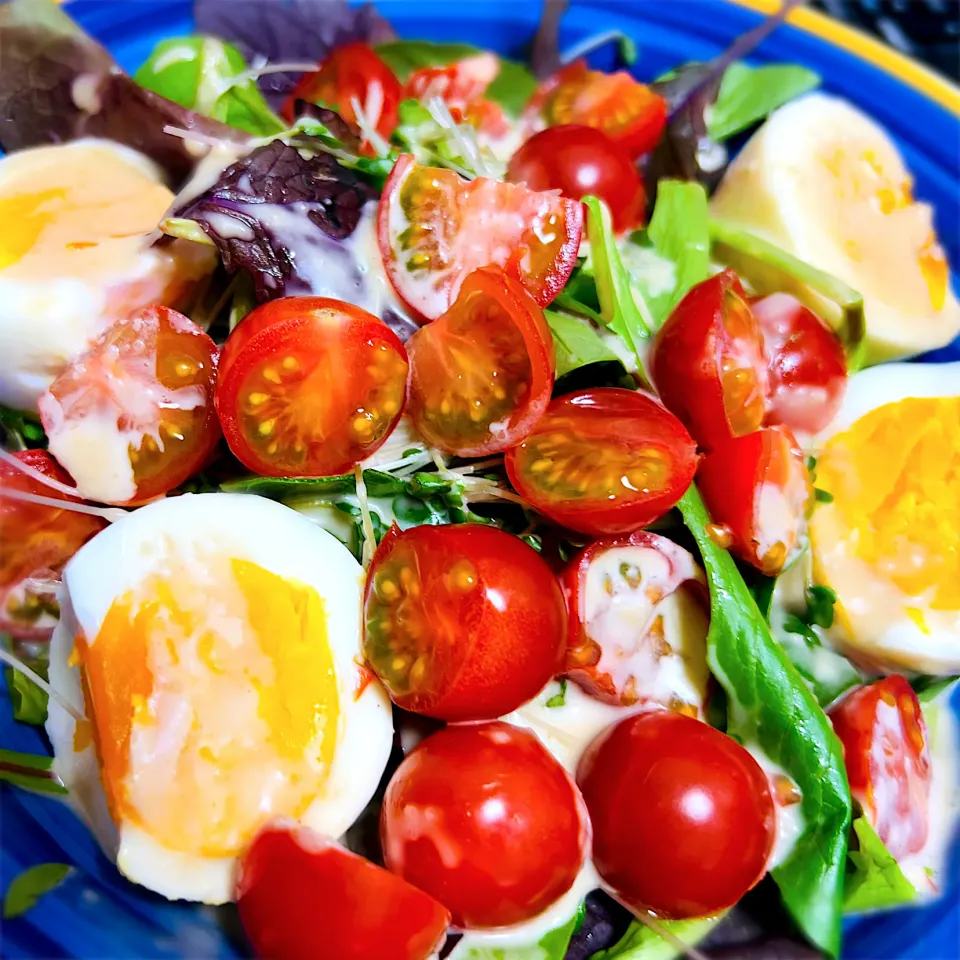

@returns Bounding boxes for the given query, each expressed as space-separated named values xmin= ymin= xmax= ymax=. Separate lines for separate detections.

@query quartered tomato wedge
xmin=0 ymin=450 xmax=106 ymax=640
xmin=829 ymin=676 xmax=931 ymax=860
xmin=38 ymin=306 xmax=220 ymax=505
xmin=561 ymin=530 xmax=708 ymax=711
xmin=505 ymin=388 xmax=698 ymax=536
xmin=528 ymin=60 xmax=667 ymax=159
xmin=378 ymin=155 xmax=583 ymax=322
xmin=697 ymin=424 xmax=812 ymax=576
xmin=652 ymin=270 xmax=769 ymax=451
xmin=237 ymin=822 xmax=450 ymax=960
xmin=406 ymin=266 xmax=554 ymax=456
xmin=363 ymin=523 xmax=566 ymax=721
xmin=216 ymin=297 xmax=408 ymax=478
xmin=281 ymin=43 xmax=402 ymax=147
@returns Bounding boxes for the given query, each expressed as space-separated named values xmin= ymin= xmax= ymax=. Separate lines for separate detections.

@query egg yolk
xmin=813 ymin=396 xmax=960 ymax=609
xmin=78 ymin=554 xmax=339 ymax=858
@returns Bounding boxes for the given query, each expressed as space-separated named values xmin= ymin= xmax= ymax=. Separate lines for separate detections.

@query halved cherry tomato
xmin=215 ymin=297 xmax=408 ymax=478
xmin=508 ymin=124 xmax=646 ymax=233
xmin=527 ymin=60 xmax=667 ymax=159
xmin=381 ymin=721 xmax=588 ymax=929
xmin=363 ymin=523 xmax=566 ymax=721
xmin=406 ymin=266 xmax=554 ymax=456
xmin=505 ymin=388 xmax=698 ymax=537
xmin=0 ymin=450 xmax=106 ymax=639
xmin=281 ymin=43 xmax=402 ymax=148
xmin=577 ymin=711 xmax=775 ymax=918
xmin=752 ymin=293 xmax=848 ymax=436
xmin=561 ymin=530 xmax=708 ymax=710
xmin=378 ymin=155 xmax=583 ymax=322
xmin=38 ymin=306 xmax=220 ymax=505
xmin=829 ymin=676 xmax=931 ymax=860
xmin=651 ymin=270 xmax=769 ymax=451
xmin=697 ymin=424 xmax=811 ymax=576
xmin=237 ymin=822 xmax=450 ymax=960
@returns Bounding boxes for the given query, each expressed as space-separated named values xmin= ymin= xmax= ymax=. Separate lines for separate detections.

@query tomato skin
xmin=651 ymin=270 xmax=769 ymax=451
xmin=381 ymin=721 xmax=588 ymax=929
xmin=508 ymin=125 xmax=646 ymax=233
xmin=752 ymin=293 xmax=848 ymax=436
xmin=363 ymin=524 xmax=566 ymax=721
xmin=281 ymin=43 xmax=401 ymax=146
xmin=215 ymin=297 xmax=409 ymax=478
xmin=378 ymin=155 xmax=583 ymax=322
xmin=696 ymin=424 xmax=811 ymax=576
xmin=406 ymin=267 xmax=554 ymax=457
xmin=0 ymin=450 xmax=106 ymax=639
xmin=505 ymin=388 xmax=698 ymax=537
xmin=561 ymin=530 xmax=707 ymax=709
xmin=237 ymin=822 xmax=450 ymax=960
xmin=829 ymin=676 xmax=931 ymax=860
xmin=577 ymin=711 xmax=775 ymax=918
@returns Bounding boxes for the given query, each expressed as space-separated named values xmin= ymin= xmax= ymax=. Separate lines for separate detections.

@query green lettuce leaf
xmin=844 ymin=816 xmax=916 ymax=914
xmin=3 ymin=863 xmax=71 ymax=919
xmin=6 ymin=666 xmax=48 ymax=725
xmin=544 ymin=309 xmax=620 ymax=377
xmin=0 ymin=748 xmax=66 ymax=796
xmin=597 ymin=915 xmax=723 ymax=960
xmin=449 ymin=905 xmax=581 ymax=959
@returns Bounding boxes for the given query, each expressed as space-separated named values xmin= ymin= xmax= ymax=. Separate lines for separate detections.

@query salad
xmin=0 ymin=0 xmax=958 ymax=958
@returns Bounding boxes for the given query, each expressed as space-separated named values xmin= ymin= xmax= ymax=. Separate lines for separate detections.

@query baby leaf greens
xmin=3 ymin=863 xmax=72 ymax=919
xmin=449 ymin=905 xmax=581 ymax=958
xmin=0 ymin=748 xmax=66 ymax=796
xmin=843 ymin=816 xmax=916 ymax=915
xmin=597 ymin=915 xmax=722 ymax=960
xmin=543 ymin=310 xmax=620 ymax=378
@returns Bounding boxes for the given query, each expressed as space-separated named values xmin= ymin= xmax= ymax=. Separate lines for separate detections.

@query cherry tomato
xmin=38 ymin=306 xmax=220 ymax=505
xmin=282 ymin=43 xmax=402 ymax=148
xmin=363 ymin=523 xmax=566 ymax=721
xmin=829 ymin=676 xmax=931 ymax=860
xmin=505 ymin=388 xmax=698 ymax=537
xmin=406 ymin=266 xmax=554 ymax=456
xmin=378 ymin=155 xmax=583 ymax=322
xmin=528 ymin=61 xmax=667 ymax=159
xmin=577 ymin=711 xmax=775 ymax=918
xmin=696 ymin=424 xmax=811 ymax=576
xmin=508 ymin=125 xmax=646 ymax=233
xmin=215 ymin=297 xmax=408 ymax=478
xmin=381 ymin=721 xmax=588 ymax=929
xmin=651 ymin=270 xmax=769 ymax=451
xmin=237 ymin=822 xmax=450 ymax=960
xmin=561 ymin=530 xmax=708 ymax=709
xmin=752 ymin=293 xmax=848 ymax=436
xmin=0 ymin=450 xmax=106 ymax=639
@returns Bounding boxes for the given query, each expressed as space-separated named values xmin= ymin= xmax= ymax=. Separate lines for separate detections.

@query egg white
xmin=46 ymin=493 xmax=393 ymax=904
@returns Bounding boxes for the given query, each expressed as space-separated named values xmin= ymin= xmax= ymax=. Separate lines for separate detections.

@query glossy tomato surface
xmin=507 ymin=125 xmax=646 ymax=232
xmin=406 ymin=266 xmax=554 ymax=456
xmin=237 ymin=823 xmax=450 ymax=960
xmin=697 ymin=424 xmax=811 ymax=575
xmin=378 ymin=155 xmax=583 ymax=321
xmin=651 ymin=270 xmax=768 ymax=451
xmin=215 ymin=297 xmax=408 ymax=477
xmin=752 ymin=293 xmax=848 ymax=436
xmin=38 ymin=306 xmax=220 ymax=505
xmin=381 ymin=722 xmax=587 ymax=929
xmin=363 ymin=524 xmax=566 ymax=720
xmin=506 ymin=388 xmax=698 ymax=536
xmin=562 ymin=530 xmax=707 ymax=709
xmin=577 ymin=711 xmax=775 ymax=918
xmin=829 ymin=676 xmax=931 ymax=860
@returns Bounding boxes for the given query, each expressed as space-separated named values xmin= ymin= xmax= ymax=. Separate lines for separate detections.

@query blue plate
xmin=2 ymin=2 xmax=958 ymax=958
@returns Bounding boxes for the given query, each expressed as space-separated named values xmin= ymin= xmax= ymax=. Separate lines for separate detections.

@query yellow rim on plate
xmin=731 ymin=0 xmax=960 ymax=115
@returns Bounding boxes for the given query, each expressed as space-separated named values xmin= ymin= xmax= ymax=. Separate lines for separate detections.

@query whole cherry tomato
xmin=38 ymin=306 xmax=220 ymax=505
xmin=696 ymin=424 xmax=812 ymax=576
xmin=561 ymin=530 xmax=708 ymax=710
xmin=507 ymin=125 xmax=646 ymax=233
xmin=237 ymin=822 xmax=450 ymax=960
xmin=829 ymin=676 xmax=931 ymax=860
xmin=577 ymin=711 xmax=775 ymax=918
xmin=651 ymin=270 xmax=769 ymax=451
xmin=215 ymin=297 xmax=408 ymax=477
xmin=505 ymin=388 xmax=698 ymax=536
xmin=752 ymin=293 xmax=848 ymax=436
xmin=381 ymin=721 xmax=588 ymax=929
xmin=363 ymin=524 xmax=566 ymax=721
